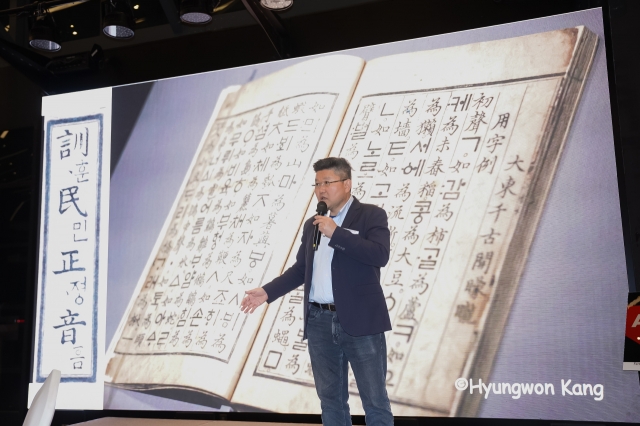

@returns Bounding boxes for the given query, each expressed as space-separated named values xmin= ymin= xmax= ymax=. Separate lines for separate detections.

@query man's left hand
xmin=314 ymin=215 xmax=337 ymax=238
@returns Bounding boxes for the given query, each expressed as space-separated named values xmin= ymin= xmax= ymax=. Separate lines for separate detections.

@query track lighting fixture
xmin=4 ymin=0 xmax=289 ymax=56
xmin=180 ymin=0 xmax=214 ymax=25
xmin=103 ymin=0 xmax=135 ymax=39
xmin=28 ymin=5 xmax=61 ymax=52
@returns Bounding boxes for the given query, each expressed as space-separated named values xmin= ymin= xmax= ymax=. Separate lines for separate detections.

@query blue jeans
xmin=307 ymin=304 xmax=393 ymax=426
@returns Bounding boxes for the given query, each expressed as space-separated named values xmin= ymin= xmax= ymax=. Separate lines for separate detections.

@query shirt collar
xmin=331 ymin=195 xmax=354 ymax=220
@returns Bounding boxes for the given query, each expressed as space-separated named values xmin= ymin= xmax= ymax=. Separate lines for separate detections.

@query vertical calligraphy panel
xmin=32 ymin=88 xmax=111 ymax=409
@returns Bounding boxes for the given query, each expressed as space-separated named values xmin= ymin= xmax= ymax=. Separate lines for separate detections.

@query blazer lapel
xmin=341 ymin=196 xmax=362 ymax=230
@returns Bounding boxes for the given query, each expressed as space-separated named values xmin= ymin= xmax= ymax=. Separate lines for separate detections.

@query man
xmin=240 ymin=157 xmax=393 ymax=426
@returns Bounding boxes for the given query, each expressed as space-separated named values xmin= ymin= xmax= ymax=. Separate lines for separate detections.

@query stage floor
xmin=72 ymin=419 xmax=315 ymax=426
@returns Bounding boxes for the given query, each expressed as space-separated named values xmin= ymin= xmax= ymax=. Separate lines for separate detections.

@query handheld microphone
xmin=313 ymin=201 xmax=328 ymax=251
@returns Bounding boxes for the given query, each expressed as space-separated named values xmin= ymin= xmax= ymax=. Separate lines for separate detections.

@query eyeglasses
xmin=312 ymin=179 xmax=348 ymax=188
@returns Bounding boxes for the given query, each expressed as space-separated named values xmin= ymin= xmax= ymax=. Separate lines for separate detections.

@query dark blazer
xmin=263 ymin=197 xmax=392 ymax=338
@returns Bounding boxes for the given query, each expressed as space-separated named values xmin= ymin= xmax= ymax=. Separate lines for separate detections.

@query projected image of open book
xmin=105 ymin=26 xmax=598 ymax=416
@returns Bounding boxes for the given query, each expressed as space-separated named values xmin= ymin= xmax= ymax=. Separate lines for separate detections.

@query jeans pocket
xmin=307 ymin=304 xmax=321 ymax=320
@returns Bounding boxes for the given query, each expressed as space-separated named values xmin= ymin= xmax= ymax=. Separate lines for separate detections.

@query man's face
xmin=314 ymin=169 xmax=351 ymax=213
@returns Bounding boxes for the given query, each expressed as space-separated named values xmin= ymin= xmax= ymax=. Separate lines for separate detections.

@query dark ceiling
xmin=0 ymin=0 xmax=614 ymax=93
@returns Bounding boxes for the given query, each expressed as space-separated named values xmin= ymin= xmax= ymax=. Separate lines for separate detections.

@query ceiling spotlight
xmin=180 ymin=0 xmax=214 ymax=25
xmin=103 ymin=0 xmax=135 ymax=39
xmin=260 ymin=0 xmax=293 ymax=10
xmin=29 ymin=6 xmax=61 ymax=52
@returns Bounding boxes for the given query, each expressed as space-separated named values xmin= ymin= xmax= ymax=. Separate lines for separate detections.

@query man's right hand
xmin=240 ymin=287 xmax=268 ymax=314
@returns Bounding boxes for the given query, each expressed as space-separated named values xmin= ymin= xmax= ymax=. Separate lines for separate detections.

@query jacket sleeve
xmin=328 ymin=206 xmax=390 ymax=267
xmin=262 ymin=220 xmax=309 ymax=303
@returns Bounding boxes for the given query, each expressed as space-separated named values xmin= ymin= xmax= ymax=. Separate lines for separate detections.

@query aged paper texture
xmin=235 ymin=27 xmax=596 ymax=416
xmin=106 ymin=56 xmax=364 ymax=399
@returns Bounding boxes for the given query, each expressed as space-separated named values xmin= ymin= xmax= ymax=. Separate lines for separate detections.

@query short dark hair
xmin=313 ymin=157 xmax=352 ymax=180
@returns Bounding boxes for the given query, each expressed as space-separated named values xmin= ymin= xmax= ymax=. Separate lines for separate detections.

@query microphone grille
xmin=316 ymin=201 xmax=328 ymax=214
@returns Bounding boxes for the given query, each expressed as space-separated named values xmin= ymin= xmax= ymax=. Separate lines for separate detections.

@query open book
xmin=106 ymin=27 xmax=598 ymax=416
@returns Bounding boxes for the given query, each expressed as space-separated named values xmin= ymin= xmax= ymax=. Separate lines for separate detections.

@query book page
xmin=105 ymin=55 xmax=365 ymax=400
xmin=234 ymin=27 xmax=597 ymax=415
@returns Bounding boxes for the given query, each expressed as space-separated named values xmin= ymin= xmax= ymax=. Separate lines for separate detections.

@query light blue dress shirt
xmin=309 ymin=196 xmax=354 ymax=304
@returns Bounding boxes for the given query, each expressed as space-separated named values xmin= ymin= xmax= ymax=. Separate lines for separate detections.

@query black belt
xmin=310 ymin=301 xmax=336 ymax=311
